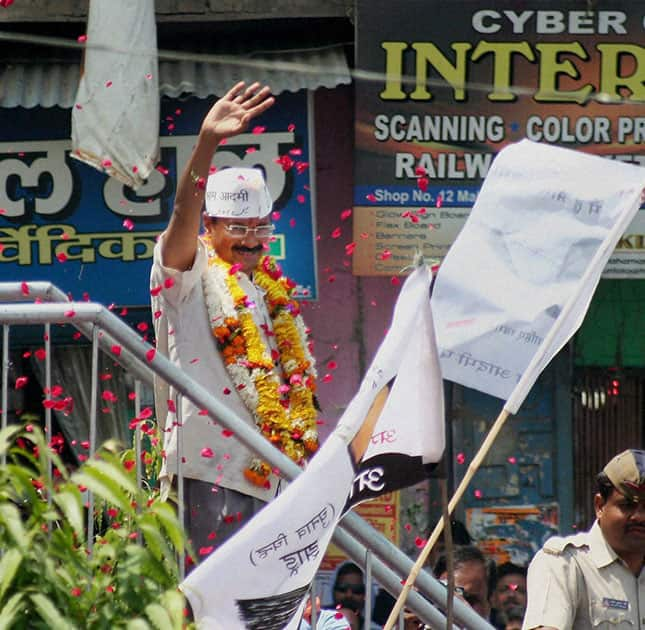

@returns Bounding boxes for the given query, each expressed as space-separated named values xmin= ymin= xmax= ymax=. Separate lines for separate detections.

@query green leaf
xmin=0 ymin=503 xmax=28 ymax=550
xmin=72 ymin=469 xmax=131 ymax=514
xmin=158 ymin=589 xmax=187 ymax=628
xmin=52 ymin=488 xmax=85 ymax=541
xmin=126 ymin=619 xmax=152 ymax=630
xmin=0 ymin=593 xmax=24 ymax=630
xmin=30 ymin=593 xmax=78 ymax=630
xmin=145 ymin=602 xmax=175 ymax=630
xmin=149 ymin=501 xmax=185 ymax=554
xmin=0 ymin=548 xmax=22 ymax=602
xmin=85 ymin=456 xmax=138 ymax=496
xmin=0 ymin=425 xmax=23 ymax=459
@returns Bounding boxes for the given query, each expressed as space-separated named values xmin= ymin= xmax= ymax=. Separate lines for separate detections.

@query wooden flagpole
xmin=383 ymin=408 xmax=511 ymax=630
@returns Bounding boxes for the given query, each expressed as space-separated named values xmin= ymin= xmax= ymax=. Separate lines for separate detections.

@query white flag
xmin=71 ymin=0 xmax=159 ymax=188
xmin=432 ymin=140 xmax=645 ymax=413
xmin=180 ymin=266 xmax=445 ymax=629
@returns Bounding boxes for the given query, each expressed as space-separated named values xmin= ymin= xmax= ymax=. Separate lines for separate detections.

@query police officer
xmin=523 ymin=449 xmax=645 ymax=629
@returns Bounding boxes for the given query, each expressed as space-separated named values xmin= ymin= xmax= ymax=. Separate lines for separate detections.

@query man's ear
xmin=594 ymin=493 xmax=605 ymax=519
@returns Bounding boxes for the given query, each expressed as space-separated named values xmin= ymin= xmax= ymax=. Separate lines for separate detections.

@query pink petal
xmin=122 ymin=219 xmax=134 ymax=231
xmin=145 ymin=349 xmax=156 ymax=362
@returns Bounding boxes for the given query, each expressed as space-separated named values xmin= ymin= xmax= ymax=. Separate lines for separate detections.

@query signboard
xmin=354 ymin=1 xmax=645 ymax=277
xmin=0 ymin=91 xmax=317 ymax=305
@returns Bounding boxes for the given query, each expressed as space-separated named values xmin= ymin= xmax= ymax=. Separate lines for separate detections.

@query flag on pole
xmin=432 ymin=140 xmax=645 ymax=413
xmin=71 ymin=0 xmax=159 ymax=189
xmin=180 ymin=265 xmax=445 ymax=629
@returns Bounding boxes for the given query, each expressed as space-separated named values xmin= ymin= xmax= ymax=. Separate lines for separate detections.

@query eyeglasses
xmin=334 ymin=583 xmax=366 ymax=595
xmin=223 ymin=224 xmax=275 ymax=239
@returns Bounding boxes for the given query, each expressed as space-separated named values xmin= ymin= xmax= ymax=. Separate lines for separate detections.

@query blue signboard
xmin=0 ymin=90 xmax=317 ymax=305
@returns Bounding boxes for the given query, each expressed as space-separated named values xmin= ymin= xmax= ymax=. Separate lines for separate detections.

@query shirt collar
xmin=588 ymin=520 xmax=621 ymax=569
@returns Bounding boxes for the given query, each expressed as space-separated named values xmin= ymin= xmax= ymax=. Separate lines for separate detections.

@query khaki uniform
xmin=523 ymin=521 xmax=644 ymax=629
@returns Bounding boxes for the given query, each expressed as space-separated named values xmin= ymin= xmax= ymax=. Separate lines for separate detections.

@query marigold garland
xmin=201 ymin=238 xmax=318 ymax=487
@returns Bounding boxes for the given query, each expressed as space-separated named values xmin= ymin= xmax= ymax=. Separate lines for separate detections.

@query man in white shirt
xmin=523 ymin=449 xmax=645 ymax=629
xmin=151 ymin=82 xmax=319 ymax=564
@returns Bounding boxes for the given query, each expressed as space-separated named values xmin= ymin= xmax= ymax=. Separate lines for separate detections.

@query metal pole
xmin=87 ymin=325 xmax=99 ymax=554
xmin=1 ymin=325 xmax=8 ymax=467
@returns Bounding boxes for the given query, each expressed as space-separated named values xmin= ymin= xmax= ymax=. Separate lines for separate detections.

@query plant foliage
xmin=0 ymin=424 xmax=192 ymax=629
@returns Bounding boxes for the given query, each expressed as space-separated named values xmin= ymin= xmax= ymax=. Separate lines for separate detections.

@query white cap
xmin=204 ymin=167 xmax=272 ymax=219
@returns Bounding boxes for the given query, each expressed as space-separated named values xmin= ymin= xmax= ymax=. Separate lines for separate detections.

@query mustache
xmin=233 ymin=245 xmax=264 ymax=254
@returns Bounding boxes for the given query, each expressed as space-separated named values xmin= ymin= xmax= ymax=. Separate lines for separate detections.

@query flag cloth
xmin=432 ymin=139 xmax=645 ymax=413
xmin=180 ymin=265 xmax=445 ymax=629
xmin=71 ymin=0 xmax=159 ymax=189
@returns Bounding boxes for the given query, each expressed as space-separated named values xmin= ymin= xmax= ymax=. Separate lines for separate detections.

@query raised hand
xmin=200 ymin=81 xmax=274 ymax=141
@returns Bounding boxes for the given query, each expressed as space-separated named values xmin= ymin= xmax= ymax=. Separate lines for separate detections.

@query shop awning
xmin=0 ymin=44 xmax=351 ymax=108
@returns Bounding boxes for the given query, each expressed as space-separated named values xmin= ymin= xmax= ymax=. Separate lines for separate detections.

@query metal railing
xmin=0 ymin=281 xmax=494 ymax=630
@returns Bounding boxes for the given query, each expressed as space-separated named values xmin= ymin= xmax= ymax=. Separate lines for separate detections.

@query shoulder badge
xmin=543 ymin=533 xmax=589 ymax=556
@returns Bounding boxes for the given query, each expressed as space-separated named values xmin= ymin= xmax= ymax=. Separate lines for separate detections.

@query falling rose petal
xmin=189 ymin=357 xmax=199 ymax=364
xmin=128 ymin=391 xmax=136 ymax=400
xmin=415 ymin=536 xmax=427 ymax=548
xmin=417 ymin=177 xmax=429 ymax=192
xmin=340 ymin=208 xmax=352 ymax=221
xmin=15 ymin=376 xmax=28 ymax=390
xmin=366 ymin=194 xmax=377 ymax=202
xmin=145 ymin=73 xmax=153 ymax=80
xmin=154 ymin=309 xmax=162 ymax=319
xmin=156 ymin=165 xmax=169 ymax=175
xmin=132 ymin=165 xmax=138 ymax=174
xmin=379 ymin=250 xmax=392 ymax=261
xmin=222 ymin=387 xmax=231 ymax=395
xmin=436 ymin=195 xmax=443 ymax=208
xmin=105 ymin=80 xmax=113 ymax=88
xmin=287 ymin=123 xmax=296 ymax=132
xmin=150 ymin=285 xmax=162 ymax=297
xmin=64 ymin=309 xmax=76 ymax=318
xmin=145 ymin=349 xmax=156 ymax=362
xmin=20 ymin=282 xmax=29 ymax=296
xmin=417 ymin=207 xmax=427 ymax=215
xmin=56 ymin=252 xmax=68 ymax=263
xmin=415 ymin=166 xmax=426 ymax=176
xmin=327 ymin=275 xmax=336 ymax=283
xmin=252 ymin=126 xmax=266 ymax=134
xmin=456 ymin=452 xmax=466 ymax=465
xmin=221 ymin=429 xmax=234 ymax=438
xmin=295 ymin=161 xmax=309 ymax=174
xmin=167 ymin=399 xmax=176 ymax=413
xmin=229 ymin=263 xmax=243 ymax=275
xmin=81 ymin=440 xmax=90 ymax=450
xmin=289 ymin=148 xmax=302 ymax=156
xmin=404 ymin=523 xmax=412 ymax=532
xmin=507 ymin=456 xmax=517 ymax=464
xmin=474 ymin=489 xmax=483 ymax=499
xmin=111 ymin=345 xmax=122 ymax=356
xmin=245 ymin=147 xmax=257 ymax=154
xmin=296 ymin=194 xmax=305 ymax=204
xmin=139 ymin=407 xmax=153 ymax=419
xmin=390 ymin=276 xmax=401 ymax=286
xmin=322 ymin=373 xmax=333 ymax=383
xmin=331 ymin=227 xmax=342 ymax=239
xmin=122 ymin=218 xmax=134 ymax=231
xmin=200 ymin=447 xmax=214 ymax=458
xmin=360 ymin=232 xmax=369 ymax=239
xmin=345 ymin=242 xmax=356 ymax=256
xmin=271 ymin=211 xmax=281 ymax=221
xmin=137 ymin=322 xmax=148 ymax=333
xmin=34 ymin=348 xmax=47 ymax=361
xmin=199 ymin=546 xmax=214 ymax=556
xmin=102 ymin=159 xmax=112 ymax=168
xmin=289 ymin=218 xmax=296 ymax=228
xmin=327 ymin=361 xmax=337 ymax=370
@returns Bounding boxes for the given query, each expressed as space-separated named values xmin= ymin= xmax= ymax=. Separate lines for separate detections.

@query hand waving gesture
xmin=200 ymin=81 xmax=274 ymax=141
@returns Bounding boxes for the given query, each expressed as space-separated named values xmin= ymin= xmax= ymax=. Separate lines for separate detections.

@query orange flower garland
xmin=202 ymin=240 xmax=318 ymax=487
